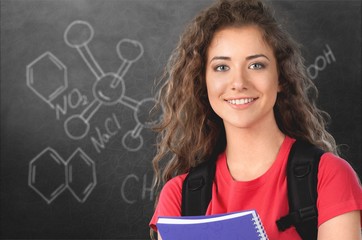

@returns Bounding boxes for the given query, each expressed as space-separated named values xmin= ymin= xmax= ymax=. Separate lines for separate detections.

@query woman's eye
xmin=249 ymin=63 xmax=265 ymax=70
xmin=215 ymin=65 xmax=230 ymax=72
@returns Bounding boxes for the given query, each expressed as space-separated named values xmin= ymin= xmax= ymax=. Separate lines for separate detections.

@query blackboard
xmin=1 ymin=0 xmax=361 ymax=239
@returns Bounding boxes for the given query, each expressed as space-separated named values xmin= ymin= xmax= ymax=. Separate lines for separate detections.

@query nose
xmin=231 ymin=68 xmax=248 ymax=91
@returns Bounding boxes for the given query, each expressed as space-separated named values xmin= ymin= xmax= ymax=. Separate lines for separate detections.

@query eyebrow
xmin=246 ymin=54 xmax=270 ymax=61
xmin=209 ymin=56 xmax=231 ymax=63
xmin=209 ymin=54 xmax=270 ymax=63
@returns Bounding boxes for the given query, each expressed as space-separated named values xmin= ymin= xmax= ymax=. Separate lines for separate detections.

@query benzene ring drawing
xmin=28 ymin=147 xmax=96 ymax=204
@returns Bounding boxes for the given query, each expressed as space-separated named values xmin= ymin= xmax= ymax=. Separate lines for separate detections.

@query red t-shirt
xmin=150 ymin=136 xmax=362 ymax=239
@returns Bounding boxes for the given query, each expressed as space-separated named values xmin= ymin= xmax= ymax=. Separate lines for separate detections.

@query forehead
xmin=207 ymin=26 xmax=274 ymax=58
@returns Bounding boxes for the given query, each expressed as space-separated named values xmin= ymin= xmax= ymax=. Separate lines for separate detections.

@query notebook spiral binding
xmin=252 ymin=213 xmax=268 ymax=240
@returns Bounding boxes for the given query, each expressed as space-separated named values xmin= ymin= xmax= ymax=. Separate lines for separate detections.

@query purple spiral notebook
xmin=157 ymin=209 xmax=268 ymax=240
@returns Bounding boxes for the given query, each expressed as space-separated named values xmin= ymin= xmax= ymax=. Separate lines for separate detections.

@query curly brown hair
xmin=152 ymin=0 xmax=338 ymax=194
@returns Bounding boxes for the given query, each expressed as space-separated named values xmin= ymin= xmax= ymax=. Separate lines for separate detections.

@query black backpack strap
xmin=181 ymin=156 xmax=217 ymax=216
xmin=276 ymin=140 xmax=324 ymax=240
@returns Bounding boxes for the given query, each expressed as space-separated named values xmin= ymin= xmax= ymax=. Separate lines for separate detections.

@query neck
xmin=224 ymin=121 xmax=285 ymax=181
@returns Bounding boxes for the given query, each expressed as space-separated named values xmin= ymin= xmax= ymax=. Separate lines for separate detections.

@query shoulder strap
xmin=181 ymin=137 xmax=225 ymax=216
xmin=276 ymin=140 xmax=324 ymax=240
xmin=181 ymin=155 xmax=217 ymax=216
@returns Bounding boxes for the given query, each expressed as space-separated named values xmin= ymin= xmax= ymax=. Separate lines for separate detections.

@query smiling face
xmin=205 ymin=25 xmax=280 ymax=132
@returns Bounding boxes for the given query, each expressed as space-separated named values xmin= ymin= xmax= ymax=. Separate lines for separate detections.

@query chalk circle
xmin=134 ymin=98 xmax=160 ymax=128
xmin=64 ymin=20 xmax=94 ymax=48
xmin=122 ymin=131 xmax=143 ymax=152
xmin=93 ymin=73 xmax=125 ymax=105
xmin=64 ymin=115 xmax=89 ymax=140
xmin=116 ymin=39 xmax=144 ymax=63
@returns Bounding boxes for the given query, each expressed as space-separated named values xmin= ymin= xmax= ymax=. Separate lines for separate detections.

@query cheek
xmin=206 ymin=81 xmax=221 ymax=106
xmin=206 ymin=79 xmax=219 ymax=110
xmin=267 ymin=79 xmax=280 ymax=105
xmin=205 ymin=73 xmax=213 ymax=97
xmin=206 ymin=74 xmax=224 ymax=99
xmin=206 ymin=82 xmax=225 ymax=117
xmin=262 ymin=71 xmax=280 ymax=94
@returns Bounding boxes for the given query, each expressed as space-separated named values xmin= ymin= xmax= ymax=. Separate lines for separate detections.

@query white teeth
xmin=227 ymin=98 xmax=254 ymax=105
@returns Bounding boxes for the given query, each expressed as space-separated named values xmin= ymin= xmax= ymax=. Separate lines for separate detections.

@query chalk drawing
xmin=26 ymin=52 xmax=68 ymax=109
xmin=27 ymin=20 xmax=159 ymax=151
xmin=62 ymin=20 xmax=158 ymax=152
xmin=27 ymin=20 xmax=160 ymax=204
xmin=29 ymin=147 xmax=96 ymax=204
xmin=307 ymin=44 xmax=336 ymax=80
xmin=120 ymin=173 xmax=154 ymax=204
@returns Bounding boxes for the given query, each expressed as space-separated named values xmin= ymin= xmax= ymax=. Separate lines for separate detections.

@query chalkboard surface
xmin=1 ymin=0 xmax=361 ymax=239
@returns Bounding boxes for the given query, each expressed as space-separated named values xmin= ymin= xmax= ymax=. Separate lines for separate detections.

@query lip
xmin=224 ymin=97 xmax=257 ymax=108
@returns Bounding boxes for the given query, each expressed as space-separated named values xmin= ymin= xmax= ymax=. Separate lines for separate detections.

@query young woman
xmin=150 ymin=0 xmax=362 ymax=239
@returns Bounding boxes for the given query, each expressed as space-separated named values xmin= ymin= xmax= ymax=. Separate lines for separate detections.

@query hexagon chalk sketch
xmin=26 ymin=52 xmax=68 ymax=109
xmin=66 ymin=149 xmax=96 ymax=203
xmin=28 ymin=148 xmax=67 ymax=204
xmin=29 ymin=147 xmax=96 ymax=204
